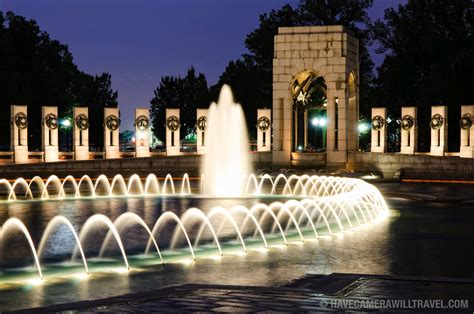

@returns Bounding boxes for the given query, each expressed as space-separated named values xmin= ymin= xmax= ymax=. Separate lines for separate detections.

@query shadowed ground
xmin=9 ymin=273 xmax=474 ymax=312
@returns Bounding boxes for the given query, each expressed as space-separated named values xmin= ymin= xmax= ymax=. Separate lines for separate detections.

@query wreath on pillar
xmin=45 ymin=113 xmax=58 ymax=130
xmin=257 ymin=116 xmax=270 ymax=131
xmin=290 ymin=70 xmax=327 ymax=111
xmin=14 ymin=112 xmax=28 ymax=129
xmin=105 ymin=114 xmax=120 ymax=131
xmin=460 ymin=113 xmax=472 ymax=130
xmin=400 ymin=115 xmax=414 ymax=131
xmin=371 ymin=115 xmax=385 ymax=131
xmin=430 ymin=114 xmax=444 ymax=130
xmin=197 ymin=116 xmax=207 ymax=131
xmin=75 ymin=114 xmax=89 ymax=130
xmin=135 ymin=115 xmax=149 ymax=130
xmin=166 ymin=115 xmax=180 ymax=131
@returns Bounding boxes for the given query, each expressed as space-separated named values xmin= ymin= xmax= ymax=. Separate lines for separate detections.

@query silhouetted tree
xmin=0 ymin=11 xmax=118 ymax=151
xmin=372 ymin=0 xmax=474 ymax=151
xmin=150 ymin=67 xmax=209 ymax=142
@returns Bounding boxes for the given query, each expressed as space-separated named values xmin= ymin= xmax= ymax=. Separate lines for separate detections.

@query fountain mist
xmin=202 ymin=85 xmax=251 ymax=196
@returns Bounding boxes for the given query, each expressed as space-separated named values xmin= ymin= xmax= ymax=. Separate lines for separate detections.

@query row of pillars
xmin=371 ymin=105 xmax=474 ymax=158
xmin=10 ymin=106 xmax=273 ymax=164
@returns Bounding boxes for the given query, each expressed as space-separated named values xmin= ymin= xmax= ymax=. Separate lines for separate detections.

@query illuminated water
xmin=202 ymin=85 xmax=251 ymax=196
xmin=0 ymin=186 xmax=473 ymax=311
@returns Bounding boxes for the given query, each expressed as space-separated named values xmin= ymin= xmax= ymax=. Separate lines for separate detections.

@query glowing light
xmin=74 ymin=273 xmax=89 ymax=280
xmin=358 ymin=123 xmax=369 ymax=133
xmin=26 ymin=278 xmax=43 ymax=286
xmin=311 ymin=117 xmax=326 ymax=127
xmin=113 ymin=267 xmax=129 ymax=274
xmin=61 ymin=119 xmax=71 ymax=127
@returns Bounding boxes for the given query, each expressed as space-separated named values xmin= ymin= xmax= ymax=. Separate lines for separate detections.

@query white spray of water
xmin=202 ymin=85 xmax=251 ymax=196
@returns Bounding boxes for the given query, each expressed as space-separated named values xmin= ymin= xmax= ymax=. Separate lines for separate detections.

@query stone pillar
xmin=460 ymin=105 xmax=474 ymax=158
xmin=73 ymin=107 xmax=89 ymax=160
xmin=400 ymin=107 xmax=417 ymax=154
xmin=303 ymin=109 xmax=308 ymax=149
xmin=166 ymin=108 xmax=180 ymax=156
xmin=257 ymin=109 xmax=271 ymax=152
xmin=370 ymin=107 xmax=387 ymax=153
xmin=104 ymin=108 xmax=120 ymax=159
xmin=42 ymin=106 xmax=59 ymax=162
xmin=196 ymin=109 xmax=208 ymax=154
xmin=430 ymin=106 xmax=448 ymax=156
xmin=10 ymin=105 xmax=28 ymax=164
xmin=135 ymin=108 xmax=151 ymax=158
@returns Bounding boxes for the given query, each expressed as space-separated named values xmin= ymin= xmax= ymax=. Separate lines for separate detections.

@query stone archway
xmin=272 ymin=25 xmax=359 ymax=167
xmin=289 ymin=70 xmax=327 ymax=152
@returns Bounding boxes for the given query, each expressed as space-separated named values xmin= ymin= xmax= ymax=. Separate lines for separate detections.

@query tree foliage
xmin=0 ymin=11 xmax=118 ymax=150
xmin=212 ymin=0 xmax=375 ymax=138
xmin=150 ymin=67 xmax=209 ymax=142
xmin=372 ymin=0 xmax=474 ymax=150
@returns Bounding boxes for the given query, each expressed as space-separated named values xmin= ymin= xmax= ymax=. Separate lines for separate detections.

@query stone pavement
xmin=10 ymin=273 xmax=474 ymax=313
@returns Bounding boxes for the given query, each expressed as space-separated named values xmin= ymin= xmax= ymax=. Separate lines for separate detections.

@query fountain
xmin=202 ymin=85 xmax=251 ymax=196
xmin=0 ymin=86 xmax=389 ymax=299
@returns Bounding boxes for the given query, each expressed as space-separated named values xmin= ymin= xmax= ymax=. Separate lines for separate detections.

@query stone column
xmin=104 ymin=108 xmax=120 ymax=159
xmin=370 ymin=107 xmax=387 ymax=153
xmin=460 ymin=105 xmax=474 ymax=158
xmin=400 ymin=107 xmax=417 ymax=154
xmin=196 ymin=109 xmax=208 ymax=154
xmin=303 ymin=109 xmax=308 ymax=149
xmin=42 ymin=106 xmax=59 ymax=162
xmin=73 ymin=107 xmax=89 ymax=160
xmin=257 ymin=109 xmax=271 ymax=152
xmin=10 ymin=105 xmax=29 ymax=164
xmin=135 ymin=108 xmax=151 ymax=158
xmin=166 ymin=108 xmax=180 ymax=156
xmin=430 ymin=106 xmax=448 ymax=156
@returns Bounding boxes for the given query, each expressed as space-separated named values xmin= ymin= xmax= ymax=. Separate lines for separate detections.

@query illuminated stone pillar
xmin=135 ymin=108 xmax=151 ymax=158
xmin=10 ymin=105 xmax=28 ymax=164
xmin=430 ymin=106 xmax=447 ymax=156
xmin=400 ymin=107 xmax=417 ymax=154
xmin=370 ymin=107 xmax=387 ymax=153
xmin=257 ymin=109 xmax=271 ymax=152
xmin=73 ymin=107 xmax=89 ymax=160
xmin=196 ymin=109 xmax=208 ymax=154
xmin=166 ymin=109 xmax=180 ymax=156
xmin=104 ymin=108 xmax=120 ymax=159
xmin=460 ymin=105 xmax=474 ymax=158
xmin=303 ymin=109 xmax=308 ymax=149
xmin=42 ymin=106 xmax=59 ymax=162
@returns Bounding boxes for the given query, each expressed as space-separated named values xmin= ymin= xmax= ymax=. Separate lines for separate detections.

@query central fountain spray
xmin=201 ymin=85 xmax=251 ymax=196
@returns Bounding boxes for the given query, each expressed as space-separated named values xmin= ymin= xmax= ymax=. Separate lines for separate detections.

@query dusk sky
xmin=1 ymin=0 xmax=405 ymax=131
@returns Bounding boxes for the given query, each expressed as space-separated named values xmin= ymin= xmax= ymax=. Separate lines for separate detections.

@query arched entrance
xmin=272 ymin=25 xmax=360 ymax=167
xmin=290 ymin=70 xmax=327 ymax=152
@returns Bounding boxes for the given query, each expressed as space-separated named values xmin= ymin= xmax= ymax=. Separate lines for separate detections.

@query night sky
xmin=1 ymin=0 xmax=405 ymax=130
